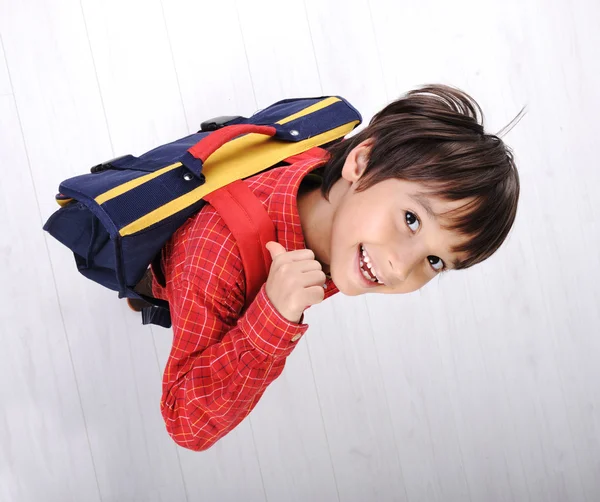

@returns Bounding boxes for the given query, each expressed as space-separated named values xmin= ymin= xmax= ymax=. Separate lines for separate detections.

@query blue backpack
xmin=43 ymin=96 xmax=362 ymax=327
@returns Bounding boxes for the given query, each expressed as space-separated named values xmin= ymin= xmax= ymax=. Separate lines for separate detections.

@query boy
xmin=148 ymin=85 xmax=520 ymax=451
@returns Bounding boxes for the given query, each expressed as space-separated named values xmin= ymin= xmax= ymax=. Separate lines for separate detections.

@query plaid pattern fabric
xmin=152 ymin=155 xmax=339 ymax=451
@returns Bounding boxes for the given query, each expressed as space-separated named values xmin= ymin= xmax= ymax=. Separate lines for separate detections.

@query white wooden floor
xmin=1 ymin=1 xmax=599 ymax=501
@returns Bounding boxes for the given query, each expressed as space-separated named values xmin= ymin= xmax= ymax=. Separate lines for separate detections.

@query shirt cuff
xmin=238 ymin=284 xmax=309 ymax=358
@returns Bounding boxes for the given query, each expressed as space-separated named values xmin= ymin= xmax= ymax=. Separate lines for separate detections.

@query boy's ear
xmin=341 ymin=139 xmax=373 ymax=183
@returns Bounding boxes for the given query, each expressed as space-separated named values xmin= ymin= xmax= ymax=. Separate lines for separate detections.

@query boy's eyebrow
xmin=408 ymin=193 xmax=438 ymax=220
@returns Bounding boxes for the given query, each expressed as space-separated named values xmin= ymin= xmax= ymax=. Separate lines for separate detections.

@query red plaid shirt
xmin=152 ymin=155 xmax=339 ymax=451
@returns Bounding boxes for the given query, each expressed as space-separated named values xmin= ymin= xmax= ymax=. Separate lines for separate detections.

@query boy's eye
xmin=405 ymin=211 xmax=420 ymax=232
xmin=428 ymin=256 xmax=444 ymax=272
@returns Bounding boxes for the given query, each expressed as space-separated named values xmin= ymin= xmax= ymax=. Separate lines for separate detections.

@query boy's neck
xmin=297 ymin=177 xmax=334 ymax=275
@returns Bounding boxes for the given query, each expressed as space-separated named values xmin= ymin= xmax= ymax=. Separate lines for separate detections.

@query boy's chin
xmin=329 ymin=271 xmax=362 ymax=296
xmin=337 ymin=286 xmax=361 ymax=297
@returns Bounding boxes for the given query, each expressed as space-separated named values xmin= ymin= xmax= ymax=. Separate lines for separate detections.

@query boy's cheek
xmin=396 ymin=276 xmax=434 ymax=294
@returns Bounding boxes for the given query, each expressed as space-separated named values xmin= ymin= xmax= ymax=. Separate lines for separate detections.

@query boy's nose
xmin=389 ymin=262 xmax=411 ymax=285
xmin=388 ymin=248 xmax=420 ymax=285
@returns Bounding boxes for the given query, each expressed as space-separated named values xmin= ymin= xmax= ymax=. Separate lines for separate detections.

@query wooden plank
xmin=0 ymin=1 xmax=188 ymax=500
xmin=0 ymin=39 xmax=10 ymax=95
xmin=306 ymin=298 xmax=408 ymax=502
xmin=80 ymin=0 xmax=187 ymax=154
xmin=366 ymin=289 xmax=472 ymax=502
xmin=0 ymin=48 xmax=101 ymax=501
xmin=305 ymin=0 xmax=388 ymax=120
xmin=161 ymin=1 xmax=257 ymax=130
xmin=237 ymin=0 xmax=322 ymax=107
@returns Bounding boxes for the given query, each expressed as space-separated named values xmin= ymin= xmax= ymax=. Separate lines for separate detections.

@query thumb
xmin=266 ymin=241 xmax=286 ymax=258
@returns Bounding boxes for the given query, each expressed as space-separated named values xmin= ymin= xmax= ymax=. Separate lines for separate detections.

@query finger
xmin=265 ymin=241 xmax=287 ymax=258
xmin=272 ymin=247 xmax=316 ymax=263
xmin=298 ymin=270 xmax=327 ymax=288
xmin=296 ymin=259 xmax=323 ymax=273
xmin=304 ymin=285 xmax=326 ymax=306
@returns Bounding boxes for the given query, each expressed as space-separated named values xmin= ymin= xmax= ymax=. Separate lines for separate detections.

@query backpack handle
xmin=182 ymin=124 xmax=287 ymax=178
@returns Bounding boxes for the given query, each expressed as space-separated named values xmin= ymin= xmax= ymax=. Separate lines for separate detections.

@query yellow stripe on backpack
xmin=119 ymin=120 xmax=357 ymax=236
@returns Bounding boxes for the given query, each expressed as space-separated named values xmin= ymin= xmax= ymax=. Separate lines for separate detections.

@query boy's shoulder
xmin=245 ymin=158 xmax=322 ymax=208
xmin=189 ymin=156 xmax=323 ymax=242
xmin=165 ymin=157 xmax=322 ymax=277
xmin=153 ymin=155 xmax=334 ymax=309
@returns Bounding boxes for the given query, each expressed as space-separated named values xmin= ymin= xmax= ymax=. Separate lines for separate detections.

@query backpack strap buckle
xmin=199 ymin=115 xmax=243 ymax=132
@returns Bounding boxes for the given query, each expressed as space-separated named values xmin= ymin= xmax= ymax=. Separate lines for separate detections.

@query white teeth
xmin=362 ymin=269 xmax=375 ymax=282
xmin=360 ymin=246 xmax=384 ymax=285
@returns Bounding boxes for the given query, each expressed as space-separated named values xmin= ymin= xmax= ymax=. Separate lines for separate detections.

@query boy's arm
xmin=159 ymin=210 xmax=308 ymax=452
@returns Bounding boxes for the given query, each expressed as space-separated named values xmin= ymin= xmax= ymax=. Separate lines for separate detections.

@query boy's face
xmin=326 ymin=141 xmax=471 ymax=296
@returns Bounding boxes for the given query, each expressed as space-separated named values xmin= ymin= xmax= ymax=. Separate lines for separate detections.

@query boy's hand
xmin=265 ymin=241 xmax=327 ymax=323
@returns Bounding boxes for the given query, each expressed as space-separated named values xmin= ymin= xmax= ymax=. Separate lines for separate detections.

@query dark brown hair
xmin=320 ymin=85 xmax=521 ymax=269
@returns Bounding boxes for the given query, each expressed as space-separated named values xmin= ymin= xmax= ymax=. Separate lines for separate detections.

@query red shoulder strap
xmin=203 ymin=180 xmax=276 ymax=310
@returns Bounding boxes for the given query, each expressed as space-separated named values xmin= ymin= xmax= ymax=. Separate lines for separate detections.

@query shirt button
xmin=291 ymin=334 xmax=302 ymax=342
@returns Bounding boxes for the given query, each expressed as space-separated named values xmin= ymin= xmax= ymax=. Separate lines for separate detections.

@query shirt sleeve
xmin=158 ymin=208 xmax=308 ymax=452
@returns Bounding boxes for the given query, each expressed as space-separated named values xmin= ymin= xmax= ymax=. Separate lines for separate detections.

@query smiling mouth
xmin=359 ymin=244 xmax=384 ymax=285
